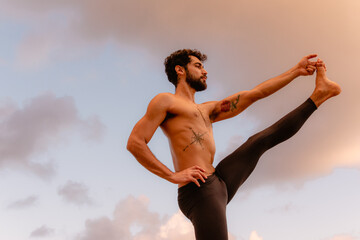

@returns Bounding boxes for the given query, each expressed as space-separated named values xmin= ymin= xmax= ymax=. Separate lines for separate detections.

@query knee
xmin=247 ymin=132 xmax=264 ymax=145
xmin=246 ymin=132 xmax=270 ymax=153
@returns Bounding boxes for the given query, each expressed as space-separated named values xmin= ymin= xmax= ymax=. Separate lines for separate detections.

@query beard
xmin=185 ymin=69 xmax=207 ymax=92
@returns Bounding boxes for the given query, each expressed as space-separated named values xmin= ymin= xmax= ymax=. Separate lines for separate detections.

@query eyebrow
xmin=194 ymin=62 xmax=203 ymax=67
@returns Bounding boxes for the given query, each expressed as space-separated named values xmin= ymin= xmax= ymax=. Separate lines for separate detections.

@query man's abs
xmin=161 ymin=122 xmax=216 ymax=187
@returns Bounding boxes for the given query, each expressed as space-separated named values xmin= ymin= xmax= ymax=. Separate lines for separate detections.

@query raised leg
xmin=216 ymin=98 xmax=317 ymax=203
xmin=216 ymin=63 xmax=341 ymax=203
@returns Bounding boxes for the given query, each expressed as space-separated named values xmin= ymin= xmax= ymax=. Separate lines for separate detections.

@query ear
xmin=175 ymin=65 xmax=185 ymax=76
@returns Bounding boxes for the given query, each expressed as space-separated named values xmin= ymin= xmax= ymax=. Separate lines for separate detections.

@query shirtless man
xmin=127 ymin=49 xmax=341 ymax=240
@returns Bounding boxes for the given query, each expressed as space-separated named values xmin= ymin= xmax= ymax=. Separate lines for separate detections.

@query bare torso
xmin=160 ymin=94 xmax=216 ymax=186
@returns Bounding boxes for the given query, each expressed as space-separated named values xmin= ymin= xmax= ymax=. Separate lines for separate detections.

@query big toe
xmin=317 ymin=66 xmax=326 ymax=75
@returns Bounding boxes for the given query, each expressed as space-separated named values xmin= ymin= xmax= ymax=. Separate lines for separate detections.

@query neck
xmin=175 ymin=81 xmax=196 ymax=103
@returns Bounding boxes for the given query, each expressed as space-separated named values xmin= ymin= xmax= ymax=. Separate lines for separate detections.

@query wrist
xmin=291 ymin=64 xmax=301 ymax=78
xmin=165 ymin=171 xmax=176 ymax=183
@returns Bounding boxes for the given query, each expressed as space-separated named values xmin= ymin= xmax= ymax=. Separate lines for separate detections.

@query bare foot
xmin=310 ymin=62 xmax=341 ymax=107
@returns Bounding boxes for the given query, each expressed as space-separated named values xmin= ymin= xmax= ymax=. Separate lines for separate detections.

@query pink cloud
xmin=2 ymin=0 xmax=358 ymax=70
xmin=76 ymin=195 xmax=236 ymax=240
xmin=327 ymin=234 xmax=360 ymax=240
xmin=1 ymin=0 xmax=359 ymax=187
xmin=249 ymin=231 xmax=263 ymax=240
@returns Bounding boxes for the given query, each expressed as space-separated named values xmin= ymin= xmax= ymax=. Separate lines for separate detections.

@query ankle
xmin=310 ymin=93 xmax=323 ymax=108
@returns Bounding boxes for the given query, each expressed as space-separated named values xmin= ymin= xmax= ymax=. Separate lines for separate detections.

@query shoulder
xmin=151 ymin=92 xmax=175 ymax=102
xmin=149 ymin=92 xmax=175 ymax=106
xmin=147 ymin=92 xmax=175 ymax=113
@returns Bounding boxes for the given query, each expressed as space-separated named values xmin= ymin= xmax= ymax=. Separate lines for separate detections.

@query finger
xmin=201 ymin=171 xmax=208 ymax=179
xmin=194 ymin=165 xmax=206 ymax=172
xmin=308 ymin=65 xmax=316 ymax=70
xmin=307 ymin=65 xmax=315 ymax=71
xmin=197 ymin=173 xmax=206 ymax=183
xmin=192 ymin=178 xmax=200 ymax=187
xmin=192 ymin=170 xmax=206 ymax=182
xmin=308 ymin=69 xmax=315 ymax=74
xmin=306 ymin=67 xmax=313 ymax=72
xmin=306 ymin=54 xmax=317 ymax=60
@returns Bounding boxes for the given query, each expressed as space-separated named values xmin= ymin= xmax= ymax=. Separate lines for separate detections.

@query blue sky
xmin=1 ymin=0 xmax=359 ymax=239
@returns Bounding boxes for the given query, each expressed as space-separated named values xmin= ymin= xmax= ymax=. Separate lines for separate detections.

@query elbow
xmin=126 ymin=136 xmax=144 ymax=154
xmin=248 ymin=89 xmax=264 ymax=102
xmin=126 ymin=140 xmax=133 ymax=152
xmin=126 ymin=138 xmax=136 ymax=153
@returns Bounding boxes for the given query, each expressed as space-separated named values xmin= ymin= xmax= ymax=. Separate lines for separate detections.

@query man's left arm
xmin=209 ymin=54 xmax=318 ymax=122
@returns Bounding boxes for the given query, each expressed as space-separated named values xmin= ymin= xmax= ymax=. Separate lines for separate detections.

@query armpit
xmin=161 ymin=112 xmax=176 ymax=125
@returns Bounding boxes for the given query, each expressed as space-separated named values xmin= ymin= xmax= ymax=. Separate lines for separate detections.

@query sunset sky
xmin=1 ymin=0 xmax=359 ymax=239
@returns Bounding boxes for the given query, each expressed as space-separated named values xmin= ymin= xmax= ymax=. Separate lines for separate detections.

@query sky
xmin=0 ymin=0 xmax=359 ymax=239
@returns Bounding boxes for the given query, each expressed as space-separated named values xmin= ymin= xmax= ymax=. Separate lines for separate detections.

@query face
xmin=185 ymin=56 xmax=208 ymax=91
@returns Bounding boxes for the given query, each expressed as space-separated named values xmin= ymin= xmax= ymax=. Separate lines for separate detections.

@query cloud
xmin=327 ymin=235 xmax=360 ymax=240
xmin=77 ymin=195 xmax=165 ymax=240
xmin=158 ymin=212 xmax=236 ymax=240
xmin=0 ymin=93 xmax=105 ymax=178
xmin=2 ymin=0 xmax=359 ymax=71
xmin=217 ymin=98 xmax=360 ymax=191
xmin=78 ymin=115 xmax=106 ymax=142
xmin=76 ymin=195 xmax=235 ymax=240
xmin=266 ymin=202 xmax=295 ymax=214
xmin=7 ymin=195 xmax=38 ymax=209
xmin=249 ymin=231 xmax=263 ymax=240
xmin=58 ymin=181 xmax=93 ymax=206
xmin=2 ymin=0 xmax=359 ymax=188
xmin=29 ymin=225 xmax=54 ymax=238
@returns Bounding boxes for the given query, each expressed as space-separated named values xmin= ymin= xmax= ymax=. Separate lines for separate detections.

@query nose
xmin=202 ymin=68 xmax=207 ymax=75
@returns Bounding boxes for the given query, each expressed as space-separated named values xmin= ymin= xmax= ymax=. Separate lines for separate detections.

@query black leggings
xmin=177 ymin=98 xmax=317 ymax=240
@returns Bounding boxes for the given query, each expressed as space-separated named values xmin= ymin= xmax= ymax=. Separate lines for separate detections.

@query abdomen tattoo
xmin=183 ymin=127 xmax=208 ymax=151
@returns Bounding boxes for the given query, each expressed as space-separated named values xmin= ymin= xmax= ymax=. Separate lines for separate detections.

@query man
xmin=127 ymin=49 xmax=341 ymax=240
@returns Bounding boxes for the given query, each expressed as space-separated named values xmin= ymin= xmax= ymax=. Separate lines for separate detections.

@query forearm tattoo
xmin=183 ymin=127 xmax=208 ymax=151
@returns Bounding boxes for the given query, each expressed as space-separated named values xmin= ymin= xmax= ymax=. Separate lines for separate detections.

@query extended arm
xmin=210 ymin=54 xmax=318 ymax=122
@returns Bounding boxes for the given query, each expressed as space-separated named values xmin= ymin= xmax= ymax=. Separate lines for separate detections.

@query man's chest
xmin=168 ymin=102 xmax=212 ymax=127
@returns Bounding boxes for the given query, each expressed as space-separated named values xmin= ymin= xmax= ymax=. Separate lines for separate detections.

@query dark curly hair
xmin=164 ymin=49 xmax=207 ymax=87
